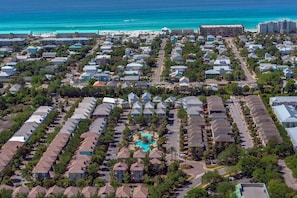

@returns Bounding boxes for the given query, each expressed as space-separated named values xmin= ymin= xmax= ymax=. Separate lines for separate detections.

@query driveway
xmin=228 ymin=98 xmax=253 ymax=148
xmin=166 ymin=109 xmax=180 ymax=158
xmin=99 ymin=110 xmax=129 ymax=182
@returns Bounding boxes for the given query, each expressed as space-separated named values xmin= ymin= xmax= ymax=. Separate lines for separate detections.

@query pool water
xmin=135 ymin=133 xmax=155 ymax=152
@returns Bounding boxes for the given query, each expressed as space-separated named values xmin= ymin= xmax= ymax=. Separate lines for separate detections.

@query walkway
xmin=152 ymin=38 xmax=167 ymax=84
xmin=279 ymin=159 xmax=297 ymax=190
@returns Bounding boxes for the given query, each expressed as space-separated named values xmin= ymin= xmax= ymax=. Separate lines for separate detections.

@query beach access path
xmin=225 ymin=38 xmax=256 ymax=84
xmin=152 ymin=38 xmax=167 ymax=84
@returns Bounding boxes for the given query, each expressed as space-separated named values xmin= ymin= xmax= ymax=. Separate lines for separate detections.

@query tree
xmin=226 ymin=82 xmax=242 ymax=95
xmin=185 ymin=188 xmax=208 ymax=198
xmin=268 ymin=179 xmax=293 ymax=198
xmin=201 ymin=170 xmax=223 ymax=185
xmin=285 ymin=79 xmax=296 ymax=93
xmin=216 ymin=181 xmax=235 ymax=196
xmin=217 ymin=144 xmax=241 ymax=165
xmin=237 ymin=156 xmax=259 ymax=177
xmin=124 ymin=172 xmax=130 ymax=183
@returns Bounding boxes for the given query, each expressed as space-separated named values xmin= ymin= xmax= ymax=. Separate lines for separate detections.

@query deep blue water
xmin=0 ymin=0 xmax=297 ymax=33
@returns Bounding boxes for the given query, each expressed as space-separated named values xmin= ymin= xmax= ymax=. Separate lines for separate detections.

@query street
xmin=152 ymin=38 xmax=167 ymax=84
xmin=228 ymin=98 xmax=253 ymax=148
xmin=166 ymin=109 xmax=180 ymax=157
xmin=98 ymin=110 xmax=129 ymax=182
xmin=225 ymin=38 xmax=256 ymax=84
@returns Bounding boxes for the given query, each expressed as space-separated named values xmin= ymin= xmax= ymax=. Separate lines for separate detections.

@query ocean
xmin=1 ymin=0 xmax=297 ymax=34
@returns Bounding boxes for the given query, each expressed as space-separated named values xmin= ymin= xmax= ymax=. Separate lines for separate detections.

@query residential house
xmin=164 ymin=96 xmax=176 ymax=105
xmin=28 ymin=186 xmax=46 ymax=198
xmin=69 ymin=43 xmax=82 ymax=51
xmin=27 ymin=46 xmax=39 ymax=54
xmin=131 ymin=101 xmax=143 ymax=118
xmin=171 ymin=46 xmax=183 ymax=62
xmin=45 ymin=185 xmax=65 ymax=197
xmin=133 ymin=185 xmax=148 ymax=198
xmin=269 ymin=96 xmax=297 ymax=106
xmin=235 ymin=183 xmax=270 ymax=198
xmin=82 ymin=186 xmax=97 ymax=198
xmin=98 ymin=184 xmax=115 ymax=198
xmin=198 ymin=36 xmax=205 ymax=43
xmin=1 ymin=66 xmax=16 ymax=76
xmin=273 ymin=105 xmax=297 ymax=128
xmin=141 ymin=92 xmax=151 ymax=103
xmin=211 ymin=119 xmax=234 ymax=145
xmin=117 ymin=147 xmax=131 ymax=160
xmin=143 ymin=102 xmax=155 ymax=117
xmin=51 ymin=57 xmax=68 ymax=65
xmin=116 ymin=186 xmax=131 ymax=198
xmin=12 ymin=186 xmax=29 ymax=198
xmin=152 ymin=96 xmax=162 ymax=103
xmin=94 ymin=73 xmax=110 ymax=82
xmin=95 ymin=54 xmax=111 ymax=65
xmin=205 ymin=69 xmax=220 ymax=79
xmin=130 ymin=161 xmax=144 ymax=182
xmin=92 ymin=104 xmax=112 ymax=118
xmin=113 ymin=162 xmax=129 ymax=181
xmin=206 ymin=35 xmax=215 ymax=42
xmin=128 ymin=93 xmax=139 ymax=106
xmin=246 ymin=95 xmax=283 ymax=146
xmin=126 ymin=62 xmax=143 ymax=71
xmin=64 ymin=186 xmax=81 ymax=198
xmin=149 ymin=148 xmax=162 ymax=165
xmin=179 ymin=76 xmax=190 ymax=84
xmin=9 ymin=84 xmax=21 ymax=94
xmin=286 ymin=127 xmax=297 ymax=151
xmin=133 ymin=149 xmax=146 ymax=159
xmin=213 ymin=56 xmax=231 ymax=65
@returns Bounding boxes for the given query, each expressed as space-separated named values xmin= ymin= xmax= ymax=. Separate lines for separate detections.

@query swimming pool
xmin=135 ymin=133 xmax=155 ymax=152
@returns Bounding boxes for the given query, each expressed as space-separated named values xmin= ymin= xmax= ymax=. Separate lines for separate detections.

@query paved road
xmin=176 ymin=167 xmax=228 ymax=198
xmin=225 ymin=38 xmax=256 ymax=84
xmin=166 ymin=109 xmax=180 ymax=158
xmin=279 ymin=159 xmax=297 ymax=190
xmin=152 ymin=38 xmax=167 ymax=84
xmin=99 ymin=110 xmax=129 ymax=182
xmin=228 ymin=98 xmax=253 ymax=148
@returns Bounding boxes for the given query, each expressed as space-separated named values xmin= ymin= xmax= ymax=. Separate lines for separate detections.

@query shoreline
xmin=0 ymin=28 xmax=258 ymax=37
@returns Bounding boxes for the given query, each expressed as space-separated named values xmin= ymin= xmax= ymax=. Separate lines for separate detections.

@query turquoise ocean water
xmin=1 ymin=0 xmax=297 ymax=33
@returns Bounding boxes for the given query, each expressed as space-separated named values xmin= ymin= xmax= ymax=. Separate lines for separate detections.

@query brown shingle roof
xmin=133 ymin=150 xmax=146 ymax=159
xmin=28 ymin=185 xmax=46 ymax=198
xmin=45 ymin=185 xmax=65 ymax=197
xmin=116 ymin=186 xmax=130 ymax=198
xmin=149 ymin=149 xmax=162 ymax=159
xmin=0 ymin=184 xmax=13 ymax=191
xmin=64 ymin=186 xmax=80 ymax=197
xmin=81 ymin=186 xmax=97 ymax=198
xmin=12 ymin=186 xmax=29 ymax=198
xmin=133 ymin=185 xmax=148 ymax=198
xmin=130 ymin=161 xmax=144 ymax=171
xmin=113 ymin=162 xmax=128 ymax=171
xmin=98 ymin=184 xmax=115 ymax=197
xmin=117 ymin=147 xmax=130 ymax=159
